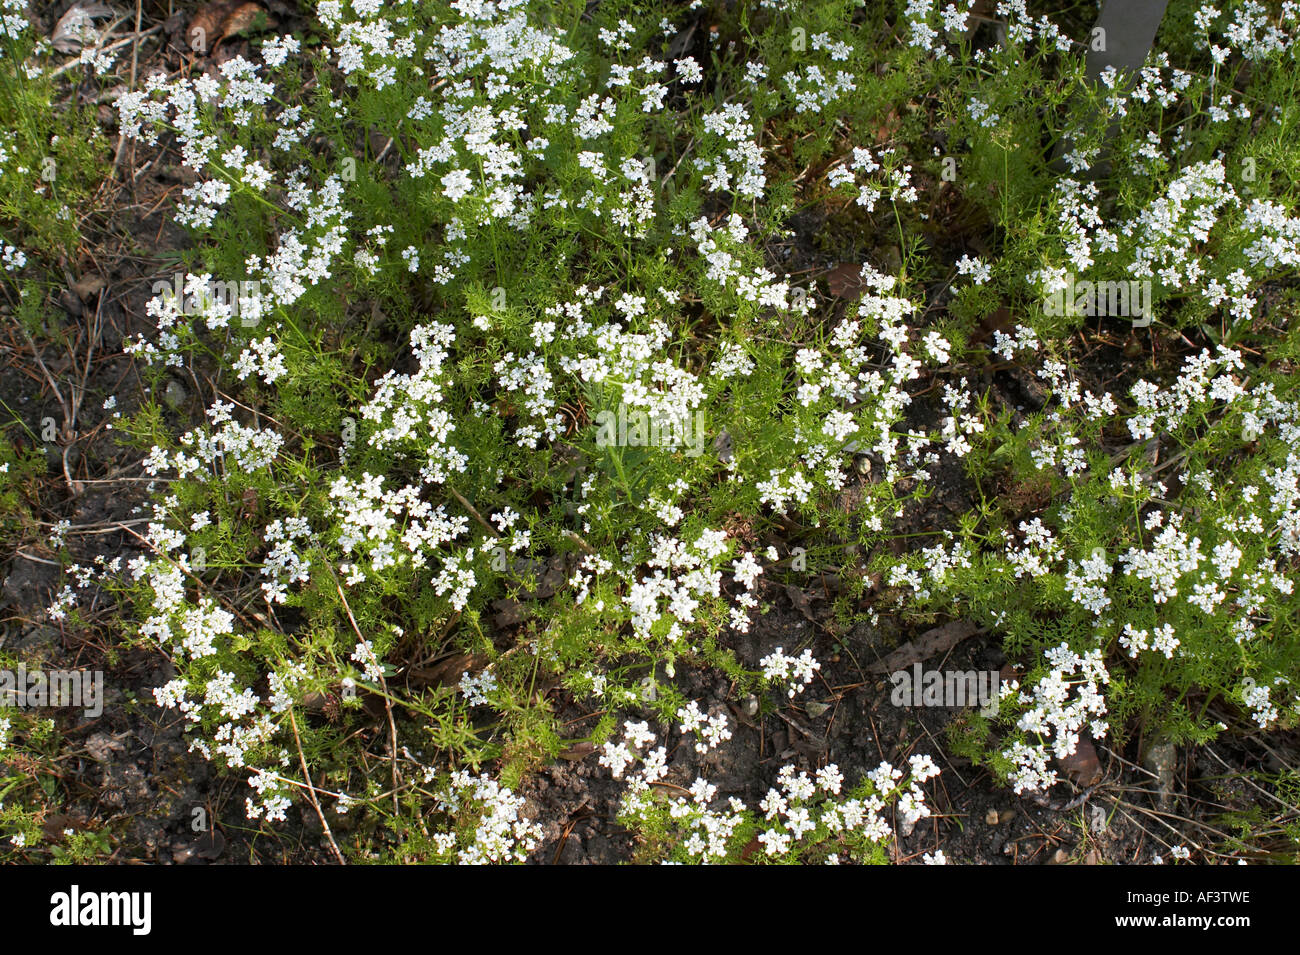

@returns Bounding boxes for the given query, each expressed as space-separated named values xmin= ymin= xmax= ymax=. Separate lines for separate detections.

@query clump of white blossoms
xmin=677 ymin=701 xmax=732 ymax=754
xmin=601 ymin=720 xmax=940 ymax=862
xmin=760 ymin=646 xmax=822 ymax=698
xmin=429 ymin=770 xmax=543 ymax=864
xmin=1002 ymin=644 xmax=1110 ymax=794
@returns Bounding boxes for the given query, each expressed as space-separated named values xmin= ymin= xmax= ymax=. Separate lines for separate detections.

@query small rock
xmin=713 ymin=430 xmax=733 ymax=464
xmin=985 ymin=808 xmax=1000 ymax=825
xmin=195 ymin=829 xmax=225 ymax=860
xmin=84 ymin=732 xmax=125 ymax=763
xmin=1143 ymin=740 xmax=1176 ymax=809
xmin=72 ymin=274 xmax=105 ymax=302
xmin=741 ymin=694 xmax=759 ymax=717
xmin=16 ymin=626 xmax=58 ymax=651
xmin=805 ymin=701 xmax=830 ymax=718
xmin=163 ymin=379 xmax=188 ymax=409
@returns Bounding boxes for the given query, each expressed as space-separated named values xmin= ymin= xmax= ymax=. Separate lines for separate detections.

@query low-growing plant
xmin=8 ymin=0 xmax=1300 ymax=862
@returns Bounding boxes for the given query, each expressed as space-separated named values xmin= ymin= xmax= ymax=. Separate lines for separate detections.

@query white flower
xmin=442 ymin=168 xmax=474 ymax=201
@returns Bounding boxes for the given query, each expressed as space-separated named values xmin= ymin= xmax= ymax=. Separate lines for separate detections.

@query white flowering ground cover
xmin=1 ymin=0 xmax=1299 ymax=864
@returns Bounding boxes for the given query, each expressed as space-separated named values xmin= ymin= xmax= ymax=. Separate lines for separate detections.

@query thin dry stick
xmin=331 ymin=572 xmax=402 ymax=821
xmin=18 ymin=325 xmax=67 ymax=415
xmin=17 ymin=324 xmax=78 ymax=493
xmin=15 ymin=551 xmax=60 ymax=566
xmin=446 ymin=485 xmax=498 ymax=537
xmin=109 ymin=0 xmax=146 ymax=180
xmin=288 ymin=708 xmax=347 ymax=865
xmin=1201 ymin=743 xmax=1297 ymax=813
xmin=115 ymin=522 xmax=261 ymax=632
xmin=49 ymin=22 xmax=164 ymax=80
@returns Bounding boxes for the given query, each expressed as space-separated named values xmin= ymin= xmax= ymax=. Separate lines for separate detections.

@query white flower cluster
xmin=143 ymin=400 xmax=284 ymax=479
xmin=1119 ymin=623 xmax=1180 ymax=660
xmin=1238 ymin=676 xmax=1293 ymax=729
xmin=431 ymin=770 xmax=543 ymax=864
xmin=459 ymin=670 xmax=498 ymax=707
xmin=1003 ymin=644 xmax=1109 ymax=794
xmin=602 ymin=719 xmax=939 ymax=862
xmin=759 ymin=646 xmax=822 ymax=698
xmin=261 ymin=517 xmax=313 ymax=605
xmin=826 ymin=146 xmax=917 ymax=211
xmin=676 ymin=701 xmax=731 ymax=754
xmin=783 ymin=63 xmax=858 ymax=115
xmin=232 ymin=337 xmax=287 ymax=385
xmin=697 ymin=104 xmax=767 ymax=198
xmin=359 ymin=322 xmax=468 ymax=480
xmin=621 ymin=528 xmax=730 ymax=644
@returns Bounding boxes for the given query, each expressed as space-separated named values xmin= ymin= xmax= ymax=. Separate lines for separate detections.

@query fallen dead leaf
xmin=71 ymin=273 xmax=105 ymax=302
xmin=867 ymin=619 xmax=981 ymax=674
xmin=491 ymin=597 xmax=528 ymax=629
xmin=825 ymin=262 xmax=865 ymax=299
xmin=968 ymin=305 xmax=1014 ymax=347
xmin=222 ymin=2 xmax=269 ymax=36
xmin=405 ymin=652 xmax=489 ymax=689
xmin=42 ymin=813 xmax=81 ymax=838
xmin=52 ymin=1 xmax=113 ymax=55
xmin=784 ymin=583 xmax=819 ymax=623
xmin=1057 ymin=732 xmax=1103 ymax=787
xmin=872 ymin=108 xmax=902 ymax=145
xmin=557 ymin=741 xmax=596 ymax=761
xmin=188 ymin=0 xmax=271 ymax=55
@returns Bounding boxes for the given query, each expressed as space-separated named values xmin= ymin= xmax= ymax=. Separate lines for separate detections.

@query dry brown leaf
xmin=405 ymin=652 xmax=488 ymax=689
xmin=866 ymin=619 xmax=980 ymax=674
xmin=222 ymin=1 xmax=269 ymax=36
xmin=783 ymin=583 xmax=819 ymax=623
xmin=491 ymin=597 xmax=528 ymax=629
xmin=71 ymin=273 xmax=105 ymax=301
xmin=188 ymin=0 xmax=238 ymax=52
xmin=965 ymin=0 xmax=995 ymax=38
xmin=187 ymin=0 xmax=270 ymax=54
xmin=872 ymin=108 xmax=902 ymax=144
xmin=557 ymin=741 xmax=596 ymax=761
xmin=529 ymin=555 xmax=568 ymax=599
xmin=52 ymin=2 xmax=113 ymax=55
xmin=968 ymin=305 xmax=1014 ymax=347
xmin=1057 ymin=732 xmax=1103 ymax=787
xmin=826 ymin=262 xmax=865 ymax=299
